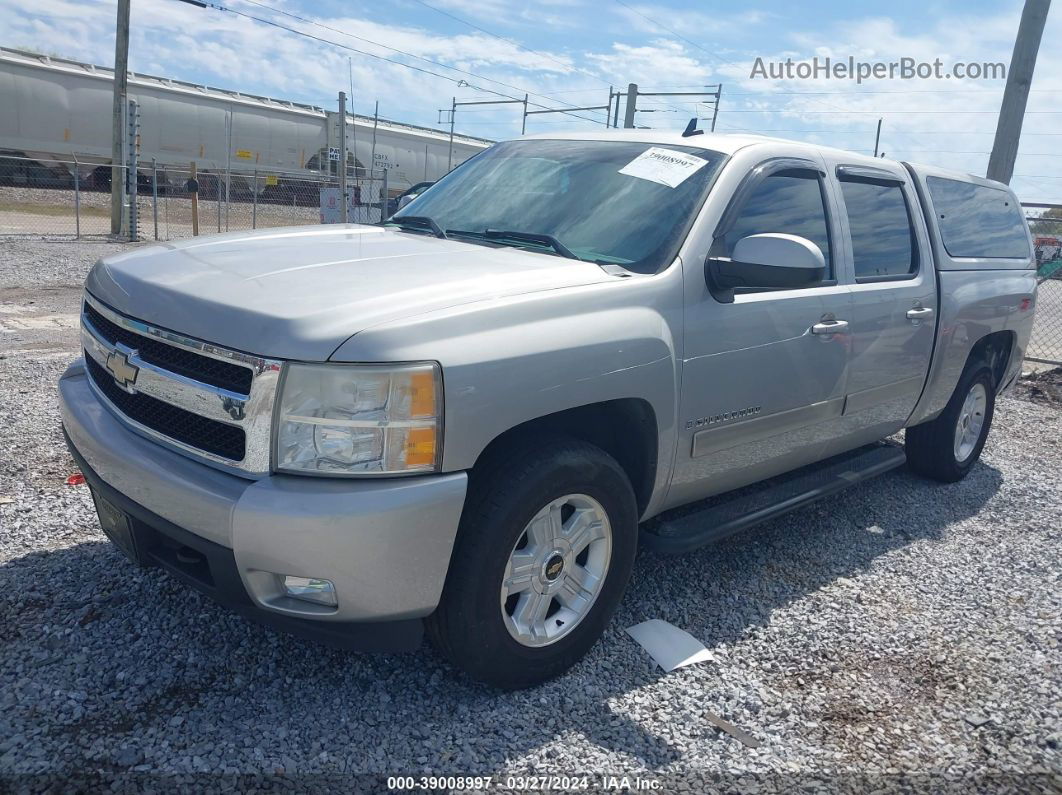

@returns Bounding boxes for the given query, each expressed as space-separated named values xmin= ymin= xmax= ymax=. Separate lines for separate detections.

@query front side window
xmin=723 ymin=170 xmax=832 ymax=279
xmin=392 ymin=139 xmax=725 ymax=273
xmin=840 ymin=178 xmax=916 ymax=279
xmin=927 ymin=176 xmax=1030 ymax=259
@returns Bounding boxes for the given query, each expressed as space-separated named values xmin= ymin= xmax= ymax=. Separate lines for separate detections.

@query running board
xmin=641 ymin=443 xmax=907 ymax=555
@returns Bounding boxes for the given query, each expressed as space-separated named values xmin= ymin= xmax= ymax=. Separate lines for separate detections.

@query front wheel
xmin=426 ymin=436 xmax=638 ymax=689
xmin=906 ymin=364 xmax=996 ymax=483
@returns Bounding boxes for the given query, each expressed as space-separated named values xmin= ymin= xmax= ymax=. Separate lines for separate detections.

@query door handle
xmin=811 ymin=319 xmax=849 ymax=335
xmin=906 ymin=307 xmax=935 ymax=321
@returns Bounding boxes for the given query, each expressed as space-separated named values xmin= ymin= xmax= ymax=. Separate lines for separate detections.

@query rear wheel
xmin=427 ymin=436 xmax=638 ymax=689
xmin=906 ymin=364 xmax=995 ymax=483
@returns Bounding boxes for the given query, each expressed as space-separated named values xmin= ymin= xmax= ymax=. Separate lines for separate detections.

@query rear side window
xmin=724 ymin=171 xmax=832 ymax=277
xmin=927 ymin=176 xmax=1029 ymax=258
xmin=839 ymin=179 xmax=916 ymax=279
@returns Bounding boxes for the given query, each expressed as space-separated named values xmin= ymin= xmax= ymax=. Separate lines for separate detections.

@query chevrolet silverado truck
xmin=60 ymin=131 xmax=1037 ymax=689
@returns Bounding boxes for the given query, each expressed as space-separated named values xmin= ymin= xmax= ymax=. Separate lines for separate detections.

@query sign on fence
xmin=320 ymin=187 xmax=357 ymax=223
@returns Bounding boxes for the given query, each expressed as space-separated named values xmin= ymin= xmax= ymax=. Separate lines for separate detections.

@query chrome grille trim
xmin=81 ymin=292 xmax=283 ymax=477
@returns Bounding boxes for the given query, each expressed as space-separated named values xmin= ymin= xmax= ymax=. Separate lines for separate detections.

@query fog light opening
xmin=280 ymin=575 xmax=338 ymax=608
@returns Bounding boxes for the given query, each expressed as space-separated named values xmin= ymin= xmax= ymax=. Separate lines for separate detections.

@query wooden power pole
xmin=623 ymin=83 xmax=638 ymax=129
xmin=987 ymin=0 xmax=1051 ymax=184
xmin=110 ymin=0 xmax=131 ymax=236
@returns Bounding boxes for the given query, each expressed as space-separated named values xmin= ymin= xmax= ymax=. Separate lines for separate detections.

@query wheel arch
xmin=467 ymin=398 xmax=659 ymax=518
xmin=967 ymin=329 xmax=1017 ymax=392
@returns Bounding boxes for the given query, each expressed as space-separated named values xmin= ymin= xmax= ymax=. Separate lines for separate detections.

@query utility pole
xmin=110 ymin=0 xmax=131 ymax=236
xmin=987 ymin=0 xmax=1051 ymax=184
xmin=441 ymin=97 xmax=525 ymax=170
xmin=623 ymin=83 xmax=638 ymax=129
xmin=338 ymin=91 xmax=349 ymax=223
xmin=521 ymin=94 xmax=528 ymax=135
xmin=615 ymin=85 xmax=721 ymax=131
xmin=874 ymin=118 xmax=882 ymax=158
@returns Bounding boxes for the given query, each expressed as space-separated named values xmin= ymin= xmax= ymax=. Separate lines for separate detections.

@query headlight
xmin=275 ymin=362 xmax=441 ymax=475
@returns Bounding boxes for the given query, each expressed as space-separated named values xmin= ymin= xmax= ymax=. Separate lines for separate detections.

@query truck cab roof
xmin=521 ymin=128 xmax=1000 ymax=190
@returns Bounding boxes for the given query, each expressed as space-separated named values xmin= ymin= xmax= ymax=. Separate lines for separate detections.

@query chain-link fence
xmin=0 ymin=154 xmax=389 ymax=241
xmin=3 ymin=153 xmax=1059 ymax=365
xmin=1027 ymin=205 xmax=1062 ymax=365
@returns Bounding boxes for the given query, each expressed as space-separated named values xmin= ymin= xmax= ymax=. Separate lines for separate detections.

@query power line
xmin=408 ymin=0 xmax=614 ymax=121
xmin=175 ymin=0 xmax=607 ymax=127
xmin=411 ymin=0 xmax=700 ymax=121
xmin=238 ymin=0 xmax=602 ymax=124
xmin=613 ymin=0 xmax=743 ymax=71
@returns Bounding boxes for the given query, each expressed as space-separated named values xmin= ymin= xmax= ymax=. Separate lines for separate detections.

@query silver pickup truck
xmin=59 ymin=131 xmax=1037 ymax=689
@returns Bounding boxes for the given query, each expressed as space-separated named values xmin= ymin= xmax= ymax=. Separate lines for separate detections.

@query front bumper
xmin=59 ymin=360 xmax=468 ymax=651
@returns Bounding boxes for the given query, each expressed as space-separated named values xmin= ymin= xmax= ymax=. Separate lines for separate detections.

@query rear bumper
xmin=59 ymin=360 xmax=468 ymax=651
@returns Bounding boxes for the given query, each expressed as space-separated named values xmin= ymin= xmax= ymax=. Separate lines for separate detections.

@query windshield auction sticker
xmin=618 ymin=147 xmax=708 ymax=188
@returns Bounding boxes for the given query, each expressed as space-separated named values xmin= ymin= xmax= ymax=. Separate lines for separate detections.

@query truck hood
xmin=86 ymin=224 xmax=612 ymax=360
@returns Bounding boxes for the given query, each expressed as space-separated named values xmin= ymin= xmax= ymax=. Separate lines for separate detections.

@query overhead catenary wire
xmin=172 ymin=0 xmax=607 ymax=127
xmin=238 ymin=0 xmax=608 ymax=124
xmin=411 ymin=0 xmax=696 ymax=120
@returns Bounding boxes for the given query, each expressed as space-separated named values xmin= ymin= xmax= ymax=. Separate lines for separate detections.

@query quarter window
xmin=724 ymin=170 xmax=832 ymax=279
xmin=840 ymin=178 xmax=917 ymax=279
xmin=927 ymin=176 xmax=1030 ymax=259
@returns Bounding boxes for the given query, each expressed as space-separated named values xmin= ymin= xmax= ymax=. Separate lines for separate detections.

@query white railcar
xmin=0 ymin=47 xmax=491 ymax=193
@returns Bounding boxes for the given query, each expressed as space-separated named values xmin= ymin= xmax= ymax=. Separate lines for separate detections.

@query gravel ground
xmin=1 ymin=239 xmax=1060 ymax=792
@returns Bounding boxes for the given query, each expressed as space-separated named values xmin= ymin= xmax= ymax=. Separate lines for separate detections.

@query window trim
xmin=836 ymin=167 xmax=921 ymax=284
xmin=711 ymin=157 xmax=837 ymax=292
xmin=835 ymin=164 xmax=905 ymax=185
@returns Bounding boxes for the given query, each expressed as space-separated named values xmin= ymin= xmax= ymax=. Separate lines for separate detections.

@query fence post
xmin=126 ymin=99 xmax=139 ymax=241
xmin=380 ymin=167 xmax=388 ymax=224
xmin=252 ymin=169 xmax=258 ymax=230
xmin=151 ymin=158 xmax=159 ymax=241
xmin=216 ymin=173 xmax=221 ymax=233
xmin=190 ymin=161 xmax=199 ymax=237
xmin=72 ymin=154 xmax=81 ymax=239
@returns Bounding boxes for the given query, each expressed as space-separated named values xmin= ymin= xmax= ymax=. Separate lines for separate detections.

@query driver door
xmin=667 ymin=155 xmax=854 ymax=509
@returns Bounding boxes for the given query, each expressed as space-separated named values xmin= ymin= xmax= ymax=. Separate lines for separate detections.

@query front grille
xmin=86 ymin=355 xmax=247 ymax=461
xmin=84 ymin=302 xmax=254 ymax=394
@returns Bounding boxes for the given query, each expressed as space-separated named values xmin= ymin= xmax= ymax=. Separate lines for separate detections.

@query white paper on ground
xmin=626 ymin=619 xmax=714 ymax=672
xmin=617 ymin=147 xmax=709 ymax=188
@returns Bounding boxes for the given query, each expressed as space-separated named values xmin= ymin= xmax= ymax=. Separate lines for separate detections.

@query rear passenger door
xmin=825 ymin=161 xmax=937 ymax=449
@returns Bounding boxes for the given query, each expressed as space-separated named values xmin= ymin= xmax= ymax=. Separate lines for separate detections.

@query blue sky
xmin=4 ymin=0 xmax=1062 ymax=200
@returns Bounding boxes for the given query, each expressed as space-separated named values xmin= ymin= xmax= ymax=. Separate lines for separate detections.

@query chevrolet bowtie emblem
xmin=105 ymin=350 xmax=140 ymax=389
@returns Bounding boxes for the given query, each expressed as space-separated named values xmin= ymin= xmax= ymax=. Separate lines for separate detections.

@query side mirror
xmin=705 ymin=233 xmax=826 ymax=291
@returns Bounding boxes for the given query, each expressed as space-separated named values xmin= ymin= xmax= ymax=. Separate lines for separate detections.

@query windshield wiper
xmin=484 ymin=229 xmax=577 ymax=260
xmin=388 ymin=215 xmax=447 ymax=239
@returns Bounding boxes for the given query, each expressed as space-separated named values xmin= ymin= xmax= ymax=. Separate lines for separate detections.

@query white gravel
xmin=1 ymin=238 xmax=1060 ymax=791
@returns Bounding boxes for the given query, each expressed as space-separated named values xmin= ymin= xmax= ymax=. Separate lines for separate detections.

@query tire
xmin=426 ymin=435 xmax=638 ymax=690
xmin=906 ymin=364 xmax=995 ymax=483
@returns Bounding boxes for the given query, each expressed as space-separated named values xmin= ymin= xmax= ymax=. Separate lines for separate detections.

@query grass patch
xmin=0 ymin=201 xmax=110 ymax=217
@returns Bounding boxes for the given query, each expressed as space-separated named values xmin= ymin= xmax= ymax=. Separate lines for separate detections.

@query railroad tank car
xmin=0 ymin=47 xmax=491 ymax=195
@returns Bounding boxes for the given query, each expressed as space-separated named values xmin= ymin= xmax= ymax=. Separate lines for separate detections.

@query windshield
xmin=393 ymin=139 xmax=725 ymax=273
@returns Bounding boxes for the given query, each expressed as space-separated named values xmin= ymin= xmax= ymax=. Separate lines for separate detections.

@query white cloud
xmin=2 ymin=0 xmax=1060 ymax=198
